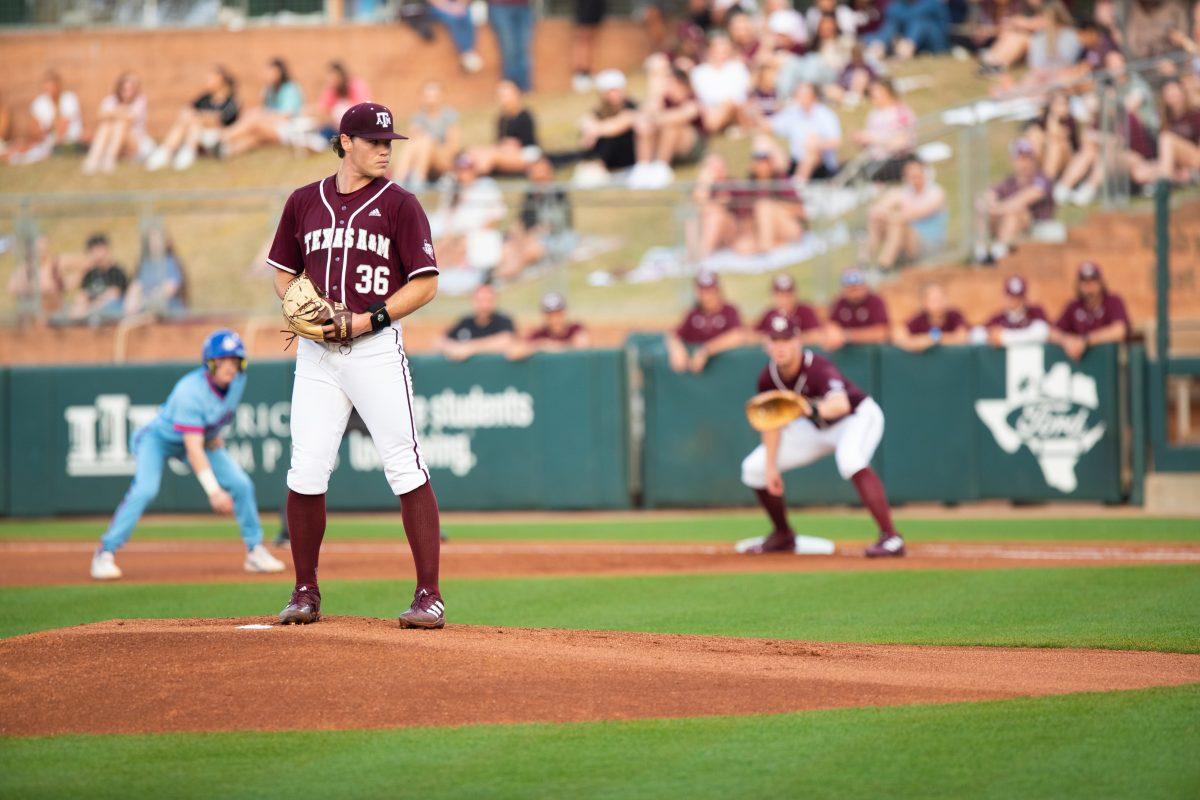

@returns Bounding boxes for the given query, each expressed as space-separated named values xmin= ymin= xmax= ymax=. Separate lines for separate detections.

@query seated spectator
xmin=146 ymin=65 xmax=239 ymax=172
xmin=766 ymin=82 xmax=842 ymax=183
xmin=866 ymin=157 xmax=947 ymax=269
xmin=727 ymin=10 xmax=762 ymax=62
xmin=750 ymin=59 xmax=784 ymax=119
xmin=865 ymin=0 xmax=951 ymax=59
xmin=824 ymin=268 xmax=889 ymax=350
xmin=893 ymin=282 xmax=969 ymax=352
xmin=67 ymin=233 xmax=129 ymax=323
xmin=428 ymin=0 xmax=484 ymax=74
xmin=496 ymin=157 xmax=574 ymax=281
xmin=754 ymin=273 xmax=823 ymax=345
xmin=1126 ymin=0 xmax=1189 ymax=60
xmin=6 ymin=235 xmax=65 ymax=318
xmin=765 ymin=0 xmax=808 ymax=55
xmin=1155 ymin=79 xmax=1200 ymax=184
xmin=690 ymin=34 xmax=753 ymax=135
xmin=82 ymin=72 xmax=151 ymax=174
xmin=394 ymin=81 xmax=461 ymax=191
xmin=429 ymin=153 xmax=506 ymax=278
xmin=468 ymin=80 xmax=539 ymax=177
xmin=9 ymin=71 xmax=83 ymax=166
xmin=973 ymin=138 xmax=1053 ymax=264
xmin=313 ymin=61 xmax=370 ymax=145
xmin=981 ymin=275 xmax=1050 ymax=346
xmin=219 ymin=58 xmax=305 ymax=159
xmin=854 ymin=78 xmax=917 ymax=182
xmin=731 ymin=147 xmax=808 ymax=253
xmin=1050 ymin=261 xmax=1130 ymax=361
xmin=507 ymin=292 xmax=591 ymax=359
xmin=577 ymin=70 xmax=639 ymax=177
xmin=774 ymin=18 xmax=850 ymax=99
xmin=439 ymin=283 xmax=516 ymax=361
xmin=666 ymin=270 xmax=745 ymax=373
xmin=1025 ymin=92 xmax=1078 ymax=185
xmin=825 ymin=44 xmax=879 ymax=108
xmin=629 ymin=66 xmax=704 ymax=189
xmin=805 ymin=0 xmax=866 ymax=39
xmin=124 ymin=228 xmax=186 ymax=318
xmin=688 ymin=153 xmax=734 ymax=259
xmin=978 ymin=0 xmax=1049 ymax=74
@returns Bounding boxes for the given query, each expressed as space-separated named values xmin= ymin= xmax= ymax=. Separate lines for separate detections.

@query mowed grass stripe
xmin=3 ymin=565 xmax=1197 ymax=652
xmin=2 ymin=514 xmax=1199 ymax=543
xmin=2 ymin=686 xmax=1198 ymax=800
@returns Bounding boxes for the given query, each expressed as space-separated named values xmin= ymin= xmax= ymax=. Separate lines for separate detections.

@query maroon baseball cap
xmin=766 ymin=314 xmax=798 ymax=340
xmin=771 ymin=273 xmax=796 ymax=293
xmin=339 ymin=102 xmax=408 ymax=141
xmin=1077 ymin=260 xmax=1103 ymax=281
xmin=1004 ymin=275 xmax=1027 ymax=297
xmin=695 ymin=270 xmax=720 ymax=289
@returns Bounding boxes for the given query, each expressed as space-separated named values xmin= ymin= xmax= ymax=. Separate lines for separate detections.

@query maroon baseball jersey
xmin=906 ymin=308 xmax=968 ymax=335
xmin=676 ymin=303 xmax=742 ymax=344
xmin=528 ymin=322 xmax=585 ymax=342
xmin=756 ymin=304 xmax=821 ymax=334
xmin=986 ymin=304 xmax=1048 ymax=329
xmin=1056 ymin=293 xmax=1130 ymax=336
xmin=757 ymin=350 xmax=867 ymax=414
xmin=267 ymin=175 xmax=439 ymax=314
xmin=829 ymin=293 xmax=888 ymax=329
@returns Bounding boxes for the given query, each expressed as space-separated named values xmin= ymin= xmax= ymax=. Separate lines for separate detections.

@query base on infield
xmin=734 ymin=534 xmax=837 ymax=555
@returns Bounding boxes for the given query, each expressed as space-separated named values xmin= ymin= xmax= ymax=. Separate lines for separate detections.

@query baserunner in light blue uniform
xmin=90 ymin=329 xmax=285 ymax=580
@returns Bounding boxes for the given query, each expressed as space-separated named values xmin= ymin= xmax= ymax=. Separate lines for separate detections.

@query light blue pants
xmin=489 ymin=3 xmax=533 ymax=91
xmin=100 ymin=429 xmax=263 ymax=553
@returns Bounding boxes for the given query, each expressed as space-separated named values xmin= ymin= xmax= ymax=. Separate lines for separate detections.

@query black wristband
xmin=368 ymin=302 xmax=391 ymax=333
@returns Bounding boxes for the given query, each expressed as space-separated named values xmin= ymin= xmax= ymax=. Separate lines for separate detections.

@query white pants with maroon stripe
xmin=741 ymin=397 xmax=884 ymax=487
xmin=287 ymin=322 xmax=428 ymax=496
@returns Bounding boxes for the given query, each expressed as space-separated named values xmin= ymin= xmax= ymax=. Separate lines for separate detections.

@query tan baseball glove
xmin=745 ymin=390 xmax=812 ymax=432
xmin=281 ymin=274 xmax=353 ymax=346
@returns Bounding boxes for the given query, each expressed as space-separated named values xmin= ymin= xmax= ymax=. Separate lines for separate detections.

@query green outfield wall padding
xmin=0 ymin=368 xmax=8 ymax=516
xmin=4 ymin=349 xmax=630 ymax=516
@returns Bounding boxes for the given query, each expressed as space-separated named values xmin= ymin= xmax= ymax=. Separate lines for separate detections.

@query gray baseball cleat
xmin=279 ymin=585 xmax=321 ymax=624
xmin=398 ymin=588 xmax=445 ymax=629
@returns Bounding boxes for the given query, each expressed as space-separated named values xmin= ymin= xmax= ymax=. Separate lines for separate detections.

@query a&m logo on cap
xmin=376 ymin=111 xmax=392 ymax=128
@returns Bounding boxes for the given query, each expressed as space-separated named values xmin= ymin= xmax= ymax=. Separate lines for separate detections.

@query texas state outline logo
xmin=975 ymin=344 xmax=1107 ymax=493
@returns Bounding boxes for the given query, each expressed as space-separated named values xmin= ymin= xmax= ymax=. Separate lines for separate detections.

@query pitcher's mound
xmin=3 ymin=617 xmax=1199 ymax=736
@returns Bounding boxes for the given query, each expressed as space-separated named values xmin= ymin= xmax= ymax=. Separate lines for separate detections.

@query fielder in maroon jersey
xmin=268 ymin=102 xmax=445 ymax=629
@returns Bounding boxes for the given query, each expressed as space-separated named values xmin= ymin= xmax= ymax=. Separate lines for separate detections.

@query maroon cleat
xmin=279 ymin=584 xmax=321 ymax=624
xmin=750 ymin=530 xmax=797 ymax=554
xmin=398 ymin=588 xmax=446 ymax=629
xmin=865 ymin=534 xmax=906 ymax=558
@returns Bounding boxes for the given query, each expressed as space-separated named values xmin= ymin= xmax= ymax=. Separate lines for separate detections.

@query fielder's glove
xmin=281 ymin=274 xmax=353 ymax=347
xmin=745 ymin=390 xmax=813 ymax=432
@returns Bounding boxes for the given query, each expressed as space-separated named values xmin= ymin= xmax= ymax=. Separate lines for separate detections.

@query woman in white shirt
xmin=690 ymin=34 xmax=753 ymax=134
xmin=82 ymin=72 xmax=151 ymax=174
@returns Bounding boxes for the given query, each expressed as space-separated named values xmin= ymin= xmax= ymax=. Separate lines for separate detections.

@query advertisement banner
xmin=5 ymin=349 xmax=630 ymax=516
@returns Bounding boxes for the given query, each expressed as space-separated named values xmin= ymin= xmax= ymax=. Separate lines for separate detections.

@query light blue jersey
xmin=145 ymin=368 xmax=247 ymax=448
xmin=100 ymin=367 xmax=261 ymax=553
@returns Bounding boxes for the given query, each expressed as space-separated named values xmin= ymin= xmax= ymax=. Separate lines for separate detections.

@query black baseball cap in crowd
xmin=339 ymin=102 xmax=408 ymax=140
xmin=766 ymin=314 xmax=799 ymax=341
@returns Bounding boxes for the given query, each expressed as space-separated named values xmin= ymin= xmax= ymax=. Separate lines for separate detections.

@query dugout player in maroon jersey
xmin=666 ymin=270 xmax=745 ymax=373
xmin=824 ymin=268 xmax=890 ymax=351
xmin=267 ymin=102 xmax=446 ymax=628
xmin=893 ymin=282 xmax=969 ymax=352
xmin=741 ymin=315 xmax=905 ymax=557
xmin=1050 ymin=261 xmax=1130 ymax=361
xmin=507 ymin=291 xmax=591 ymax=359
xmin=753 ymin=273 xmax=822 ymax=345
xmin=983 ymin=275 xmax=1049 ymax=346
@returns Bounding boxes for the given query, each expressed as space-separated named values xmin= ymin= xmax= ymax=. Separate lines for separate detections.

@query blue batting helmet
xmin=202 ymin=329 xmax=247 ymax=372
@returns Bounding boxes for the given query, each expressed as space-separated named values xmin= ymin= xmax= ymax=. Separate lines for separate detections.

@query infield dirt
xmin=2 ymin=539 xmax=1198 ymax=586
xmin=3 ymin=617 xmax=1199 ymax=736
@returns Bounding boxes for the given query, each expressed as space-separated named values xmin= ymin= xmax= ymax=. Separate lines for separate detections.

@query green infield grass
xmin=2 ymin=512 xmax=1198 ymax=543
xmin=3 ymin=685 xmax=1197 ymax=799
xmin=4 ymin=566 xmax=1197 ymax=651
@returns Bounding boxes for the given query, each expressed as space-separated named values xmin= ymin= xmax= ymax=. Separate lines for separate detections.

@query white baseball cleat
xmin=244 ymin=544 xmax=286 ymax=573
xmin=90 ymin=549 xmax=123 ymax=580
xmin=735 ymin=535 xmax=836 ymax=555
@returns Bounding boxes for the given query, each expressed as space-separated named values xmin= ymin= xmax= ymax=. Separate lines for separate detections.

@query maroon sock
xmin=286 ymin=490 xmax=326 ymax=589
xmin=851 ymin=468 xmax=896 ymax=536
xmin=400 ymin=480 xmax=441 ymax=594
xmin=754 ymin=489 xmax=793 ymax=535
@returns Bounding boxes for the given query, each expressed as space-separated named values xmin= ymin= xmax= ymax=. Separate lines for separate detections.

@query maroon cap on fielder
xmin=339 ymin=102 xmax=408 ymax=140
